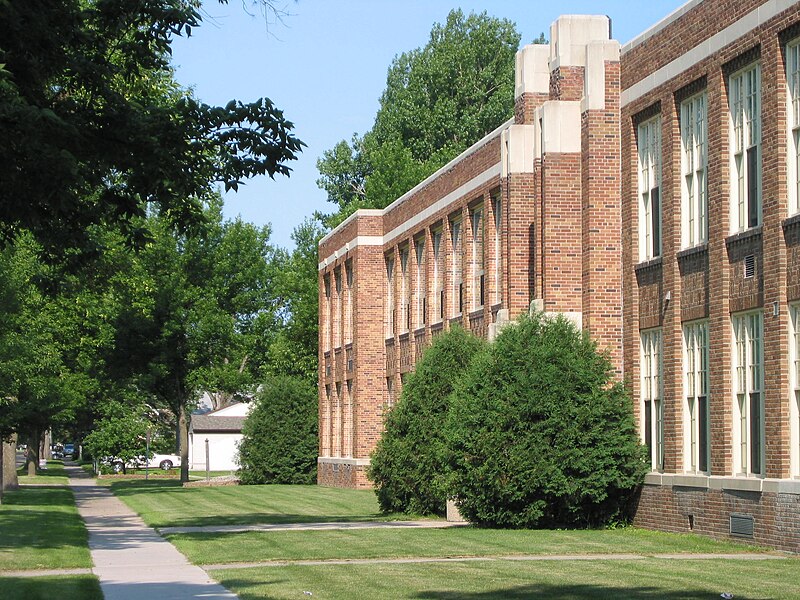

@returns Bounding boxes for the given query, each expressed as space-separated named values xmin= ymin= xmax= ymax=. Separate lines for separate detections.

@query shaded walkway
xmin=67 ymin=464 xmax=237 ymax=600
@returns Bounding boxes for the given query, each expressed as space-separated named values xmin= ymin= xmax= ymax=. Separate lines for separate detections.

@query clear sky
xmin=171 ymin=0 xmax=685 ymax=250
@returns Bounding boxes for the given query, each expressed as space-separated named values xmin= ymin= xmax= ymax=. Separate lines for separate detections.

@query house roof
xmin=191 ymin=415 xmax=246 ymax=433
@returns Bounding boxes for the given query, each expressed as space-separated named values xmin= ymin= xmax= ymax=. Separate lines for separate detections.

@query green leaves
xmin=0 ymin=0 xmax=303 ymax=255
xmin=317 ymin=9 xmax=519 ymax=225
xmin=237 ymin=375 xmax=318 ymax=485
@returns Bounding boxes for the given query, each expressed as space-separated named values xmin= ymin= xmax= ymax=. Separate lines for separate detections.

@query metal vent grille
xmin=730 ymin=513 xmax=754 ymax=538
xmin=744 ymin=255 xmax=755 ymax=278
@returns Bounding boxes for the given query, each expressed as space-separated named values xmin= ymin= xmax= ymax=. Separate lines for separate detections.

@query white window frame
xmin=385 ymin=256 xmax=394 ymax=339
xmin=641 ymin=329 xmax=664 ymax=471
xmin=492 ymin=194 xmax=502 ymax=305
xmin=638 ymin=116 xmax=662 ymax=261
xmin=344 ymin=260 xmax=353 ymax=345
xmin=787 ymin=40 xmax=800 ymax=216
xmin=729 ymin=63 xmax=761 ymax=233
xmin=732 ymin=311 xmax=764 ymax=476
xmin=681 ymin=92 xmax=708 ymax=248
xmin=791 ymin=302 xmax=800 ymax=478
xmin=399 ymin=246 xmax=410 ymax=333
xmin=471 ymin=205 xmax=484 ymax=310
xmin=415 ymin=237 xmax=426 ymax=328
xmin=451 ymin=219 xmax=463 ymax=316
xmin=432 ymin=229 xmax=443 ymax=323
xmin=683 ymin=320 xmax=710 ymax=473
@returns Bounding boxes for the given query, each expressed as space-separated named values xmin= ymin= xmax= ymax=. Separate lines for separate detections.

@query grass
xmin=16 ymin=460 xmax=69 ymax=485
xmin=0 ymin=486 xmax=92 ymax=570
xmin=0 ymin=575 xmax=102 ymax=600
xmin=110 ymin=480 xmax=415 ymax=528
xmin=168 ymin=526 xmax=764 ymax=566
xmin=214 ymin=557 xmax=800 ymax=599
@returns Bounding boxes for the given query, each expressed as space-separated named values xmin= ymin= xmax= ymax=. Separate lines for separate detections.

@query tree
xmin=317 ymin=9 xmax=519 ymax=224
xmin=237 ymin=374 xmax=318 ymax=484
xmin=0 ymin=0 xmax=303 ymax=253
xmin=446 ymin=313 xmax=647 ymax=528
xmin=265 ymin=218 xmax=326 ymax=385
xmin=106 ymin=204 xmax=284 ymax=483
xmin=369 ymin=327 xmax=486 ymax=515
xmin=83 ymin=400 xmax=149 ymax=475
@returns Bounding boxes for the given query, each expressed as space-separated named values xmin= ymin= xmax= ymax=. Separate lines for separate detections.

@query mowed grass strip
xmin=169 ymin=526 xmax=763 ymax=566
xmin=0 ymin=486 xmax=92 ymax=571
xmin=0 ymin=575 xmax=102 ymax=600
xmin=110 ymin=481 xmax=412 ymax=528
xmin=214 ymin=557 xmax=800 ymax=600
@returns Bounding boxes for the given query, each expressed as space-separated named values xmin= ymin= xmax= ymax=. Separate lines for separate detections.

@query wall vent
xmin=730 ymin=513 xmax=754 ymax=538
xmin=744 ymin=255 xmax=755 ymax=278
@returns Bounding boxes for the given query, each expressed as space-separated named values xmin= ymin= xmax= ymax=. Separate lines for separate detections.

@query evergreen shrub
xmin=447 ymin=312 xmax=647 ymax=528
xmin=237 ymin=375 xmax=318 ymax=484
xmin=369 ymin=326 xmax=486 ymax=515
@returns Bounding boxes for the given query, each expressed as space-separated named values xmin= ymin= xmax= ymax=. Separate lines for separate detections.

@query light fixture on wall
xmin=663 ymin=291 xmax=671 ymax=315
xmin=773 ymin=301 xmax=780 ymax=317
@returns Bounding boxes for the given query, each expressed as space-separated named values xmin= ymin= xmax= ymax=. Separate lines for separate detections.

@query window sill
xmin=676 ymin=243 xmax=708 ymax=260
xmin=634 ymin=256 xmax=663 ymax=273
xmin=725 ymin=225 xmax=762 ymax=247
xmin=783 ymin=212 xmax=800 ymax=230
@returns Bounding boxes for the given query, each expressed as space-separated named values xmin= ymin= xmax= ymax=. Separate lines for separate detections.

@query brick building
xmin=318 ymin=0 xmax=800 ymax=552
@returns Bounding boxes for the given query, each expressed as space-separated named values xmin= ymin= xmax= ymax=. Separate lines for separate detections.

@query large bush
xmin=369 ymin=326 xmax=485 ymax=515
xmin=237 ymin=375 xmax=318 ymax=485
xmin=447 ymin=313 xmax=646 ymax=528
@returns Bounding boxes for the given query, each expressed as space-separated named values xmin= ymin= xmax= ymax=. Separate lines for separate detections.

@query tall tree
xmin=111 ymin=204 xmax=283 ymax=482
xmin=0 ymin=0 xmax=303 ymax=253
xmin=265 ymin=218 xmax=325 ymax=385
xmin=317 ymin=9 xmax=519 ymax=224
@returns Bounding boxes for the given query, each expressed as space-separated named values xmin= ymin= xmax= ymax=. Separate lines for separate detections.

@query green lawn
xmin=110 ymin=481 xmax=415 ymax=528
xmin=17 ymin=460 xmax=69 ymax=485
xmin=169 ymin=526 xmax=764 ymax=566
xmin=214 ymin=557 xmax=800 ymax=600
xmin=0 ymin=575 xmax=102 ymax=600
xmin=0 ymin=487 xmax=92 ymax=570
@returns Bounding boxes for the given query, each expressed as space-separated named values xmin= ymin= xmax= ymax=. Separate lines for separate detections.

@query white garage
xmin=188 ymin=402 xmax=252 ymax=471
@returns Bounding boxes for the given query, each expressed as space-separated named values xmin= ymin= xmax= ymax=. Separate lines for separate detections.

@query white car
xmin=109 ymin=453 xmax=181 ymax=473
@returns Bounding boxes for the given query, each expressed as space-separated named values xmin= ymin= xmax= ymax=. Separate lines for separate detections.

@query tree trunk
xmin=1 ymin=435 xmax=19 ymax=501
xmin=26 ymin=428 xmax=39 ymax=476
xmin=178 ymin=403 xmax=190 ymax=483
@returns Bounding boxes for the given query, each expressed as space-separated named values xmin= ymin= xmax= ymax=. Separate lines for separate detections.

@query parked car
xmin=106 ymin=453 xmax=181 ymax=473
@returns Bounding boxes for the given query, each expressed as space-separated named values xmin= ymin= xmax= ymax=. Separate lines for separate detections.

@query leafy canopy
xmin=0 ymin=0 xmax=303 ymax=253
xmin=316 ymin=9 xmax=519 ymax=226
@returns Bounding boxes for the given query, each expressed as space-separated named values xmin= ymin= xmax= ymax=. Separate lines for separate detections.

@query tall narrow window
xmin=415 ymin=237 xmax=426 ymax=328
xmin=344 ymin=259 xmax=353 ymax=345
xmin=471 ymin=206 xmax=484 ymax=309
xmin=492 ymin=193 xmax=502 ymax=305
xmin=451 ymin=219 xmax=463 ymax=316
xmin=641 ymin=329 xmax=664 ymax=471
xmin=733 ymin=311 xmax=764 ymax=476
xmin=638 ymin=117 xmax=662 ymax=261
xmin=385 ymin=255 xmax=394 ymax=338
xmin=400 ymin=246 xmax=410 ymax=333
xmin=684 ymin=321 xmax=710 ymax=473
xmin=791 ymin=303 xmax=800 ymax=477
xmin=333 ymin=267 xmax=342 ymax=348
xmin=323 ymin=274 xmax=331 ymax=352
xmin=681 ymin=92 xmax=708 ymax=247
xmin=433 ymin=229 xmax=444 ymax=322
xmin=788 ymin=41 xmax=800 ymax=215
xmin=730 ymin=63 xmax=761 ymax=232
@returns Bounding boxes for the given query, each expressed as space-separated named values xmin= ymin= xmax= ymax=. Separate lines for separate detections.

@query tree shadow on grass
xmin=414 ymin=584 xmax=767 ymax=600
xmin=0 ymin=575 xmax=102 ymax=600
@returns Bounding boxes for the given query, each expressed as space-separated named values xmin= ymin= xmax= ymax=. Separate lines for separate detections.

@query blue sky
xmin=171 ymin=1 xmax=685 ymax=249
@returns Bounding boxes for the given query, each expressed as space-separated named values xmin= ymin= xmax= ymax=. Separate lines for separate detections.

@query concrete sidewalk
xmin=67 ymin=464 xmax=237 ymax=600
